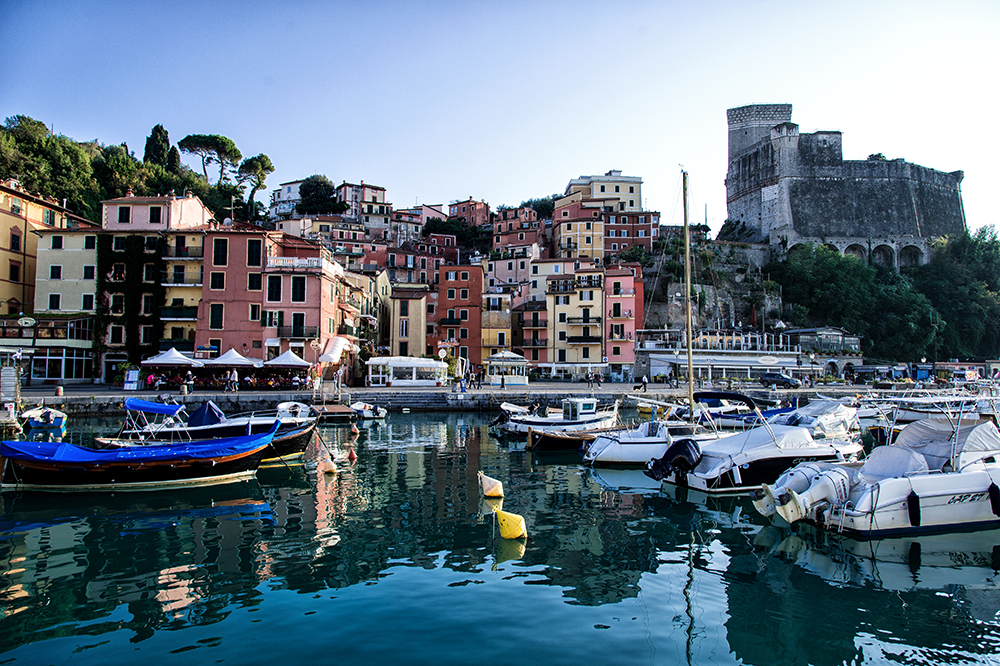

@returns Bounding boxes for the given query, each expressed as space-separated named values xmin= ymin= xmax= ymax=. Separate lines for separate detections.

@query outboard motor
xmin=644 ymin=438 xmax=703 ymax=482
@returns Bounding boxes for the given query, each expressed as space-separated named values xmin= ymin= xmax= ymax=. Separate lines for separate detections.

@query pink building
xmin=604 ymin=264 xmax=643 ymax=381
xmin=448 ymin=198 xmax=490 ymax=228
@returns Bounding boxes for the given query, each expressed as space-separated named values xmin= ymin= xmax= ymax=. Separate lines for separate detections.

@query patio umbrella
xmin=141 ymin=347 xmax=204 ymax=367
xmin=203 ymin=348 xmax=262 ymax=367
xmin=263 ymin=349 xmax=311 ymax=368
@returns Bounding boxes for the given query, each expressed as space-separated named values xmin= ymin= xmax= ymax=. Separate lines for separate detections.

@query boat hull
xmin=657 ymin=452 xmax=851 ymax=495
xmin=119 ymin=418 xmax=317 ymax=461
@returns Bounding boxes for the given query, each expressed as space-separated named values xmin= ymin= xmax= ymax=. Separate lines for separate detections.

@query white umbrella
xmin=141 ymin=347 xmax=204 ymax=367
xmin=203 ymin=348 xmax=262 ymax=367
xmin=263 ymin=349 xmax=311 ymax=368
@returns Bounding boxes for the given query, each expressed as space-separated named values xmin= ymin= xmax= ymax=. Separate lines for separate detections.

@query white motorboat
xmin=583 ymin=420 xmax=673 ymax=466
xmin=765 ymin=399 xmax=860 ymax=440
xmin=350 ymin=401 xmax=388 ymax=420
xmin=21 ymin=405 xmax=67 ymax=429
xmin=491 ymin=397 xmax=619 ymax=437
xmin=645 ymin=420 xmax=863 ymax=495
xmin=755 ymin=418 xmax=1000 ymax=537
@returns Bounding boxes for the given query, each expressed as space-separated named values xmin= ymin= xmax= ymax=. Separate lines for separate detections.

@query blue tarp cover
xmin=124 ymin=398 xmax=185 ymax=417
xmin=0 ymin=422 xmax=279 ymax=464
xmin=188 ymin=401 xmax=226 ymax=427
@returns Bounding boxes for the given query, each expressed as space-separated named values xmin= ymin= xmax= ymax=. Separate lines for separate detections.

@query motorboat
xmin=765 ymin=399 xmax=860 ymax=440
xmin=645 ymin=418 xmax=864 ymax=495
xmin=754 ymin=418 xmax=1000 ymax=537
xmin=0 ymin=422 xmax=279 ymax=492
xmin=109 ymin=398 xmax=317 ymax=461
xmin=490 ymin=398 xmax=619 ymax=438
xmin=350 ymin=401 xmax=388 ymax=420
xmin=583 ymin=420 xmax=673 ymax=466
xmin=21 ymin=405 xmax=67 ymax=430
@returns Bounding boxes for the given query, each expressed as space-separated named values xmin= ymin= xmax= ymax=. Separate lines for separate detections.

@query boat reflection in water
xmin=1 ymin=413 xmax=999 ymax=666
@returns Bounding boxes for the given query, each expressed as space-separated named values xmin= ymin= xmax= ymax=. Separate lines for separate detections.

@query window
xmin=460 ymin=271 xmax=469 ymax=281
xmin=247 ymin=239 xmax=262 ymax=266
xmin=460 ymin=289 xmax=468 ymax=300
xmin=399 ymin=318 xmax=409 ymax=338
xmin=531 ymin=280 xmax=537 ymax=289
xmin=213 ymin=238 xmax=228 ymax=266
xmin=11 ymin=198 xmax=22 ymax=215
xmin=447 ymin=271 xmax=456 ymax=281
xmin=507 ymin=261 xmax=513 ymax=271
xmin=266 ymin=275 xmax=282 ymax=301
xmin=600 ymin=185 xmax=606 ymax=192
xmin=518 ymin=233 xmax=524 ymax=241
xmin=613 ymin=346 xmax=621 ymax=356
xmin=558 ymin=331 xmax=567 ymax=341
xmin=113 ymin=237 xmax=125 ymax=251
xmin=111 ymin=294 xmax=124 ymax=313
xmin=612 ymin=243 xmax=618 ymax=251
xmin=210 ymin=272 xmax=225 ymax=290
xmin=48 ymin=294 xmax=61 ymax=310
xmin=567 ymin=223 xmax=572 ymax=231
xmin=9 ymin=263 xmax=19 ymax=283
xmin=49 ymin=265 xmax=61 ymax=280
xmin=51 ymin=236 xmax=63 ymax=250
xmin=586 ymin=222 xmax=592 ymax=230
xmin=582 ymin=347 xmax=590 ymax=359
xmin=250 ymin=304 xmax=261 ymax=321
xmin=141 ymin=325 xmax=154 ymax=344
xmin=264 ymin=310 xmax=282 ymax=327
xmin=559 ymin=312 xmax=567 ymax=323
xmin=149 ymin=206 xmax=162 ymax=224
xmin=247 ymin=273 xmax=262 ymax=290
xmin=638 ymin=230 xmax=645 ymax=237
xmin=118 ymin=207 xmax=131 ymax=224
xmin=460 ymin=328 xmax=468 ymax=339
xmin=9 ymin=233 xmax=19 ymax=253
xmin=622 ymin=230 xmax=628 ymax=238
xmin=144 ymin=236 xmax=158 ymax=252
xmin=400 ymin=300 xmax=409 ymax=316
xmin=109 ymin=325 xmax=124 ymax=344
xmin=399 ymin=341 xmax=408 ymax=356
xmin=209 ymin=303 xmax=224 ymax=329
xmin=615 ymin=185 xmax=620 ymax=193
xmin=84 ymin=235 xmax=96 ymax=250
xmin=427 ymin=303 xmax=435 ymax=314
xmin=460 ymin=309 xmax=468 ymax=320
xmin=144 ymin=264 xmax=157 ymax=282
xmin=142 ymin=294 xmax=154 ymax=314
xmin=608 ymin=230 xmax=616 ymax=237
xmin=82 ymin=294 xmax=94 ymax=310
xmin=585 ymin=236 xmax=591 ymax=244
xmin=291 ymin=276 xmax=306 ymax=302
xmin=447 ymin=289 xmax=456 ymax=299
xmin=532 ymin=266 xmax=538 ymax=275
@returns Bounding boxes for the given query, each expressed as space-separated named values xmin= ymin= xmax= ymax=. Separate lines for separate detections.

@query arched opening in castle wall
xmin=823 ymin=243 xmax=839 ymax=254
xmin=872 ymin=244 xmax=895 ymax=268
xmin=845 ymin=244 xmax=867 ymax=262
xmin=899 ymin=245 xmax=923 ymax=268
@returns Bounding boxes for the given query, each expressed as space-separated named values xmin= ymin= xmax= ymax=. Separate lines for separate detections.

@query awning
xmin=141 ymin=347 xmax=204 ymax=367
xmin=203 ymin=348 xmax=262 ymax=367
xmin=264 ymin=338 xmax=280 ymax=347
xmin=264 ymin=349 xmax=311 ymax=367
xmin=319 ymin=336 xmax=351 ymax=363
xmin=536 ymin=363 xmax=609 ymax=368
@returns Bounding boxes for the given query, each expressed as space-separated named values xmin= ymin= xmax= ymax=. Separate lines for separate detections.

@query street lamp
xmin=809 ymin=352 xmax=816 ymax=381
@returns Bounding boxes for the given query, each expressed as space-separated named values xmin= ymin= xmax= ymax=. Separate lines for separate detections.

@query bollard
xmin=180 ymin=384 xmax=189 ymax=395
xmin=54 ymin=386 xmax=63 ymax=397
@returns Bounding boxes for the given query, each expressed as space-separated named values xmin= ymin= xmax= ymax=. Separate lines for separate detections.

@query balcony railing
xmin=611 ymin=288 xmax=636 ymax=296
xmin=162 ymin=246 xmax=204 ymax=258
xmin=520 ymin=338 xmax=547 ymax=347
xmin=567 ymin=335 xmax=602 ymax=344
xmin=344 ymin=296 xmax=362 ymax=310
xmin=276 ymin=326 xmax=320 ymax=339
xmin=159 ymin=339 xmax=194 ymax=352
xmin=608 ymin=310 xmax=634 ymax=319
xmin=521 ymin=320 xmax=547 ymax=329
xmin=567 ymin=316 xmax=602 ymax=325
xmin=438 ymin=317 xmax=462 ymax=326
xmin=161 ymin=306 xmax=198 ymax=320
xmin=337 ymin=324 xmax=356 ymax=337
xmin=161 ymin=274 xmax=203 ymax=286
xmin=608 ymin=332 xmax=634 ymax=341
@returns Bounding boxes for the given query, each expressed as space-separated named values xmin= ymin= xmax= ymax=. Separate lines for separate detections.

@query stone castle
xmin=724 ymin=104 xmax=966 ymax=267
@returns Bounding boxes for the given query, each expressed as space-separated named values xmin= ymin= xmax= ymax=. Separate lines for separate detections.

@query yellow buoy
xmin=495 ymin=508 xmax=527 ymax=540
xmin=478 ymin=471 xmax=504 ymax=498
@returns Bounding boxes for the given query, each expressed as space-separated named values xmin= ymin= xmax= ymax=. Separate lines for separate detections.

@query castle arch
xmin=844 ymin=244 xmax=867 ymax=262
xmin=871 ymin=244 xmax=895 ymax=268
xmin=823 ymin=243 xmax=840 ymax=254
xmin=899 ymin=245 xmax=923 ymax=268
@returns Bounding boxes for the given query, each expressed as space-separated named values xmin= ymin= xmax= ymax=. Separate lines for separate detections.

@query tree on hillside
xmin=237 ymin=154 xmax=275 ymax=219
xmin=296 ymin=175 xmax=347 ymax=215
xmin=166 ymin=146 xmax=182 ymax=174
xmin=143 ymin=124 xmax=170 ymax=166
xmin=177 ymin=134 xmax=242 ymax=184
xmin=520 ymin=194 xmax=558 ymax=220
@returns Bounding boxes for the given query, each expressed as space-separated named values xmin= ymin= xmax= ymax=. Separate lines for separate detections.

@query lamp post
xmin=810 ymin=352 xmax=816 ymax=382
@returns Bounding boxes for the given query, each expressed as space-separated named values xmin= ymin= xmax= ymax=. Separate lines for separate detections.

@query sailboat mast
xmin=683 ymin=171 xmax=695 ymax=419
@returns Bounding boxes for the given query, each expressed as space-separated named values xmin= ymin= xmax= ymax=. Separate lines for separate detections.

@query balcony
xmin=159 ymin=339 xmax=194 ymax=352
xmin=611 ymin=288 xmax=636 ymax=296
xmin=337 ymin=324 xmax=356 ymax=337
xmin=567 ymin=316 xmax=602 ymax=325
xmin=162 ymin=246 xmax=204 ymax=258
xmin=344 ymin=295 xmax=362 ymax=310
xmin=608 ymin=332 xmax=634 ymax=341
xmin=607 ymin=310 xmax=634 ymax=319
xmin=161 ymin=274 xmax=203 ymax=286
xmin=567 ymin=335 xmax=602 ymax=344
xmin=521 ymin=320 xmax=547 ymax=329
xmin=161 ymin=306 xmax=198 ymax=320
xmin=277 ymin=326 xmax=320 ymax=339
xmin=438 ymin=317 xmax=462 ymax=326
xmin=520 ymin=338 xmax=547 ymax=347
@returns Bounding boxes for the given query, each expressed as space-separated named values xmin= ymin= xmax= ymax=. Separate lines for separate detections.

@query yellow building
xmin=544 ymin=267 xmax=606 ymax=379
xmin=390 ymin=287 xmax=428 ymax=358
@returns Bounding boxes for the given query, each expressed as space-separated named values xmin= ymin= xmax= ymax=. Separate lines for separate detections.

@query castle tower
xmin=727 ymin=104 xmax=792 ymax=162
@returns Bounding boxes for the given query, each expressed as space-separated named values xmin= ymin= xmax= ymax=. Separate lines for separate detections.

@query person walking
xmin=587 ymin=372 xmax=593 ymax=388
xmin=596 ymin=373 xmax=602 ymax=388
xmin=229 ymin=368 xmax=239 ymax=392
xmin=500 ymin=373 xmax=506 ymax=390
xmin=641 ymin=375 xmax=648 ymax=392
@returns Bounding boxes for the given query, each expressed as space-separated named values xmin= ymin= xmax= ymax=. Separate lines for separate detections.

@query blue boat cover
xmin=124 ymin=398 xmax=185 ymax=417
xmin=188 ymin=401 xmax=226 ymax=427
xmin=0 ymin=421 xmax=279 ymax=464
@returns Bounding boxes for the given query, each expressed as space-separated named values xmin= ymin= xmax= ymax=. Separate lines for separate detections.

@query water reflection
xmin=0 ymin=413 xmax=999 ymax=665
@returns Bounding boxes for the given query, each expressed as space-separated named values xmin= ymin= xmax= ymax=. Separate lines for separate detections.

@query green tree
xmin=520 ymin=194 xmax=558 ymax=220
xmin=143 ymin=124 xmax=170 ymax=166
xmin=166 ymin=146 xmax=182 ymax=174
xmin=177 ymin=134 xmax=242 ymax=184
xmin=296 ymin=175 xmax=347 ymax=215
xmin=237 ymin=153 xmax=275 ymax=219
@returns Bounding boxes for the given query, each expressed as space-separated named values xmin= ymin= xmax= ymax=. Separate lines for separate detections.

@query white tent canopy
xmin=319 ymin=336 xmax=351 ymax=363
xmin=203 ymin=348 xmax=262 ymax=367
xmin=264 ymin=349 xmax=311 ymax=367
xmin=141 ymin=347 xmax=204 ymax=367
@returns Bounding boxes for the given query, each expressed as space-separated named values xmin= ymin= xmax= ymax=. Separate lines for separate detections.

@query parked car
xmin=759 ymin=372 xmax=802 ymax=389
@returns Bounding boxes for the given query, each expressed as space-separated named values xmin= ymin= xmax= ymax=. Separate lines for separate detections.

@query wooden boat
xmin=755 ymin=418 xmax=1000 ymax=537
xmin=0 ymin=422 xmax=279 ymax=492
xmin=111 ymin=398 xmax=317 ymax=461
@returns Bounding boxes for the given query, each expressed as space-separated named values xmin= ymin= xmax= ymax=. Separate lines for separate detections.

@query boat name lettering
xmin=947 ymin=492 xmax=986 ymax=505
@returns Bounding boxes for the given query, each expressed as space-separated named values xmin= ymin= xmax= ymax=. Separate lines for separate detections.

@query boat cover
xmin=0 ymin=424 xmax=277 ymax=464
xmin=703 ymin=424 xmax=816 ymax=455
xmin=188 ymin=401 xmax=227 ymax=427
xmin=892 ymin=418 xmax=1000 ymax=471
xmin=768 ymin=400 xmax=858 ymax=436
xmin=124 ymin=398 xmax=185 ymax=417
xmin=860 ymin=445 xmax=928 ymax=482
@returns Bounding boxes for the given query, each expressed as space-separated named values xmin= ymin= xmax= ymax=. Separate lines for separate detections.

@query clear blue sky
xmin=3 ymin=0 xmax=997 ymax=234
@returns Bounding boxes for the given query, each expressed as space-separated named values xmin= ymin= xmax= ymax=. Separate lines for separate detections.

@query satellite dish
xmin=438 ymin=349 xmax=447 ymax=359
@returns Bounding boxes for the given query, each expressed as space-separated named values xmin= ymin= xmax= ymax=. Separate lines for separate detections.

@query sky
xmin=3 ymin=0 xmax=998 ymax=234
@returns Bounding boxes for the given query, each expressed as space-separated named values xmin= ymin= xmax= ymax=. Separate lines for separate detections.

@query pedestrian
xmin=641 ymin=375 xmax=648 ymax=392
xmin=500 ymin=373 xmax=506 ymax=390
xmin=185 ymin=370 xmax=194 ymax=393
xmin=596 ymin=373 xmax=602 ymax=388
xmin=587 ymin=372 xmax=593 ymax=388
xmin=229 ymin=368 xmax=239 ymax=392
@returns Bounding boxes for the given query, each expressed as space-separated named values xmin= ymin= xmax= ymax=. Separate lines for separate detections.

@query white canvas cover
xmin=893 ymin=418 xmax=1000 ymax=471
xmin=860 ymin=445 xmax=929 ymax=482
xmin=769 ymin=400 xmax=858 ymax=437
xmin=140 ymin=347 xmax=204 ymax=366
xmin=263 ymin=349 xmax=311 ymax=367
xmin=319 ymin=336 xmax=351 ymax=363
xmin=703 ymin=424 xmax=816 ymax=456
xmin=203 ymin=348 xmax=260 ymax=367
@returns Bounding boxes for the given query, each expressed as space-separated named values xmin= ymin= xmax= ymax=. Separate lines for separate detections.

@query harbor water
xmin=1 ymin=412 xmax=999 ymax=665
